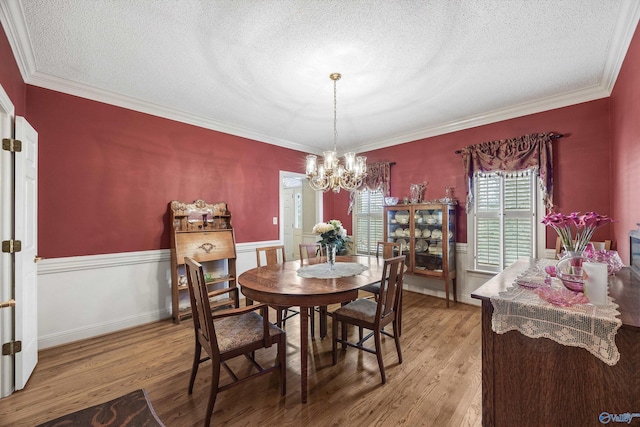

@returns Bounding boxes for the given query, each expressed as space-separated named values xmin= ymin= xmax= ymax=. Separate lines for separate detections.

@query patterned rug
xmin=36 ymin=389 xmax=165 ymax=427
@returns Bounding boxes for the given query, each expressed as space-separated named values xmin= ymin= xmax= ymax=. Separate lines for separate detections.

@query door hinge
xmin=1 ymin=240 xmax=22 ymax=253
xmin=2 ymin=341 xmax=22 ymax=356
xmin=2 ymin=138 xmax=22 ymax=152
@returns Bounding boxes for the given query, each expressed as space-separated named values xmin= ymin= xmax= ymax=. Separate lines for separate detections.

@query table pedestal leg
xmin=300 ymin=307 xmax=309 ymax=403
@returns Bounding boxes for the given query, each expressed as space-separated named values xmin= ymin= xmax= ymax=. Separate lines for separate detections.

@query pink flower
xmin=542 ymin=211 xmax=614 ymax=254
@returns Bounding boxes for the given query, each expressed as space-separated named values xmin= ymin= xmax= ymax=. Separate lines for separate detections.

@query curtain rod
xmin=453 ymin=133 xmax=564 ymax=155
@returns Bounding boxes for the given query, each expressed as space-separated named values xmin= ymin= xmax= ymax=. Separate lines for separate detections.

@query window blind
xmin=474 ymin=170 xmax=536 ymax=272
xmin=354 ymin=189 xmax=384 ymax=255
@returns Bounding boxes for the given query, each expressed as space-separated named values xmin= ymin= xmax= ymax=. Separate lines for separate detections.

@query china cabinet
xmin=384 ymin=202 xmax=457 ymax=307
xmin=169 ymin=199 xmax=238 ymax=323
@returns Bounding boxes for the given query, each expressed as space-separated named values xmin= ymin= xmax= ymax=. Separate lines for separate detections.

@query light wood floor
xmin=0 ymin=292 xmax=482 ymax=426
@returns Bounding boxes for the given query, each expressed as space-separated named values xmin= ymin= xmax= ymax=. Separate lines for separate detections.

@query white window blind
xmin=353 ymin=189 xmax=384 ymax=255
xmin=474 ymin=169 xmax=537 ymax=272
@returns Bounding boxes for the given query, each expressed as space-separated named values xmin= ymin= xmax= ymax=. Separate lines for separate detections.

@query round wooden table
xmin=238 ymin=255 xmax=387 ymax=403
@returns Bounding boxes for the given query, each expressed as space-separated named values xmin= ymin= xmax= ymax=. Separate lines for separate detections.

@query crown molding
xmin=351 ymin=84 xmax=611 ymax=154
xmin=601 ymin=0 xmax=640 ymax=93
xmin=0 ymin=0 xmax=35 ymax=82
xmin=26 ymin=71 xmax=313 ymax=153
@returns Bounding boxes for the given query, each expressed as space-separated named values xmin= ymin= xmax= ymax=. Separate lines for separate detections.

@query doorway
xmin=279 ymin=171 xmax=322 ymax=260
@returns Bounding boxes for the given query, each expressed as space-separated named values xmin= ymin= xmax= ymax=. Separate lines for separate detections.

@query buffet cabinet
xmin=169 ymin=199 xmax=238 ymax=323
xmin=384 ymin=202 xmax=457 ymax=306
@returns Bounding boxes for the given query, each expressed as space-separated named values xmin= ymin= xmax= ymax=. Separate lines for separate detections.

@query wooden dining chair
xmin=299 ymin=243 xmax=325 ymax=337
xmin=331 ymin=255 xmax=405 ymax=384
xmin=554 ymin=236 xmax=612 ymax=259
xmin=184 ymin=257 xmax=286 ymax=426
xmin=255 ymin=245 xmax=298 ymax=327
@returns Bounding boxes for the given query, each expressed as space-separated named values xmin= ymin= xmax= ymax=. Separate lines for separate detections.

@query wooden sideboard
xmin=471 ymin=258 xmax=640 ymax=427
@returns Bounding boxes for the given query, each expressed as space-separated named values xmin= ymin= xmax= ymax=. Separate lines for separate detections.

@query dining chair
xmin=360 ymin=241 xmax=404 ymax=335
xmin=331 ymin=255 xmax=405 ymax=384
xmin=255 ymin=245 xmax=298 ymax=327
xmin=299 ymin=243 xmax=325 ymax=337
xmin=184 ymin=257 xmax=286 ymax=426
xmin=554 ymin=236 xmax=612 ymax=259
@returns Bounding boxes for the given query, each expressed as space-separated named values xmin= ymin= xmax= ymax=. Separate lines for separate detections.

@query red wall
xmin=360 ymin=99 xmax=612 ymax=247
xmin=610 ymin=22 xmax=640 ymax=263
xmin=25 ymin=87 xmax=307 ymax=257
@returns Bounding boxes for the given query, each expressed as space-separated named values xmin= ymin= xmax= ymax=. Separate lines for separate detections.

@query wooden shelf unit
xmin=384 ymin=202 xmax=457 ymax=307
xmin=169 ymin=199 xmax=238 ymax=323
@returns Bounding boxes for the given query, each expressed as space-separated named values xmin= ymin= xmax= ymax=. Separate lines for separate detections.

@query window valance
xmin=460 ymin=132 xmax=556 ymax=212
xmin=347 ymin=161 xmax=392 ymax=214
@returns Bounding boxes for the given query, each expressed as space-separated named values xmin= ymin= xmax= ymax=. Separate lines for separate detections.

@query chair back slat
xmin=299 ymin=243 xmax=323 ymax=264
xmin=184 ymin=257 xmax=220 ymax=357
xmin=256 ymin=245 xmax=286 ymax=267
xmin=377 ymin=241 xmax=402 ymax=259
xmin=376 ymin=255 xmax=405 ymax=325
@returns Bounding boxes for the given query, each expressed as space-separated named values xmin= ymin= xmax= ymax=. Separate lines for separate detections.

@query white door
xmin=14 ymin=116 xmax=38 ymax=390
xmin=0 ymin=87 xmax=14 ymax=397
xmin=283 ymin=188 xmax=295 ymax=259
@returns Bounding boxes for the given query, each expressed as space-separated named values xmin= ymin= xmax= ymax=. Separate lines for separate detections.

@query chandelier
xmin=305 ymin=73 xmax=367 ymax=193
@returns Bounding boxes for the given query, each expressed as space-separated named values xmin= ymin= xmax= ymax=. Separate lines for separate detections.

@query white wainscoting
xmin=36 ymin=240 xmax=281 ymax=349
xmin=37 ymin=241 xmax=556 ymax=349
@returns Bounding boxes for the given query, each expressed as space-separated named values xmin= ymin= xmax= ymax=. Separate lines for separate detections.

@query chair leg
xmin=341 ymin=322 xmax=348 ymax=349
xmin=332 ymin=316 xmax=338 ymax=365
xmin=320 ymin=306 xmax=328 ymax=338
xmin=276 ymin=308 xmax=283 ymax=328
xmin=310 ymin=307 xmax=315 ymax=338
xmin=188 ymin=341 xmax=202 ymax=394
xmin=374 ymin=330 xmax=386 ymax=384
xmin=393 ymin=320 xmax=403 ymax=364
xmin=398 ymin=291 xmax=403 ymax=337
xmin=278 ymin=336 xmax=287 ymax=396
xmin=205 ymin=362 xmax=221 ymax=426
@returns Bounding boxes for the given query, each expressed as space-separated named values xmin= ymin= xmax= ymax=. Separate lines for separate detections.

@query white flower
xmin=312 ymin=222 xmax=335 ymax=234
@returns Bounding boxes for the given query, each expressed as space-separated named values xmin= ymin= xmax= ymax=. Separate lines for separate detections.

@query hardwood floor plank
xmin=0 ymin=292 xmax=482 ymax=426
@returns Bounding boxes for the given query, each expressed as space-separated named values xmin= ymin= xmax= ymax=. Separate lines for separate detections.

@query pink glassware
xmin=586 ymin=250 xmax=624 ymax=275
xmin=535 ymin=286 xmax=590 ymax=306
xmin=544 ymin=265 xmax=556 ymax=277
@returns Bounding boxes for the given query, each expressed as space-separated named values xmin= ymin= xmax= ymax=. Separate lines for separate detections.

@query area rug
xmin=36 ymin=389 xmax=165 ymax=427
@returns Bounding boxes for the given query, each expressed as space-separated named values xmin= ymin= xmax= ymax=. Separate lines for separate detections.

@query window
xmin=353 ymin=189 xmax=384 ymax=255
xmin=472 ymin=169 xmax=540 ymax=272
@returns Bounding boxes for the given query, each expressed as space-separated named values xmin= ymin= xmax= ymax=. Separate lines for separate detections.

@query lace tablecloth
xmin=490 ymin=259 xmax=622 ymax=365
xmin=297 ymin=262 xmax=368 ymax=279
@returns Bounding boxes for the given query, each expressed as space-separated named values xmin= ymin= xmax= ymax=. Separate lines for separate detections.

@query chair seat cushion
xmin=334 ymin=298 xmax=377 ymax=323
xmin=215 ymin=312 xmax=283 ymax=353
xmin=360 ymin=282 xmax=380 ymax=295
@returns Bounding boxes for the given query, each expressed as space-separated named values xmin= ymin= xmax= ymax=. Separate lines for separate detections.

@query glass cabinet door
xmin=385 ymin=208 xmax=410 ymax=255
xmin=447 ymin=206 xmax=456 ymax=273
xmin=414 ymin=206 xmax=444 ymax=273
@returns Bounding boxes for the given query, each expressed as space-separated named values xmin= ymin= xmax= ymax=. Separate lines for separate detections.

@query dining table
xmin=237 ymin=254 xmax=388 ymax=403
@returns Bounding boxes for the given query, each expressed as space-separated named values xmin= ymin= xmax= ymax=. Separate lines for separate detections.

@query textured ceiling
xmin=1 ymin=1 xmax=639 ymax=154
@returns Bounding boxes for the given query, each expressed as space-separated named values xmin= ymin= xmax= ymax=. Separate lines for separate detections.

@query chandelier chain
xmin=333 ymin=76 xmax=338 ymax=151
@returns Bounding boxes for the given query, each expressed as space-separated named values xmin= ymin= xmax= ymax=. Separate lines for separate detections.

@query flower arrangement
xmin=312 ymin=219 xmax=351 ymax=255
xmin=541 ymin=211 xmax=614 ymax=254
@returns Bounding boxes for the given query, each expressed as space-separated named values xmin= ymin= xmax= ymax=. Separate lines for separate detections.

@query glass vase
xmin=557 ymin=250 xmax=587 ymax=292
xmin=325 ymin=243 xmax=337 ymax=270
